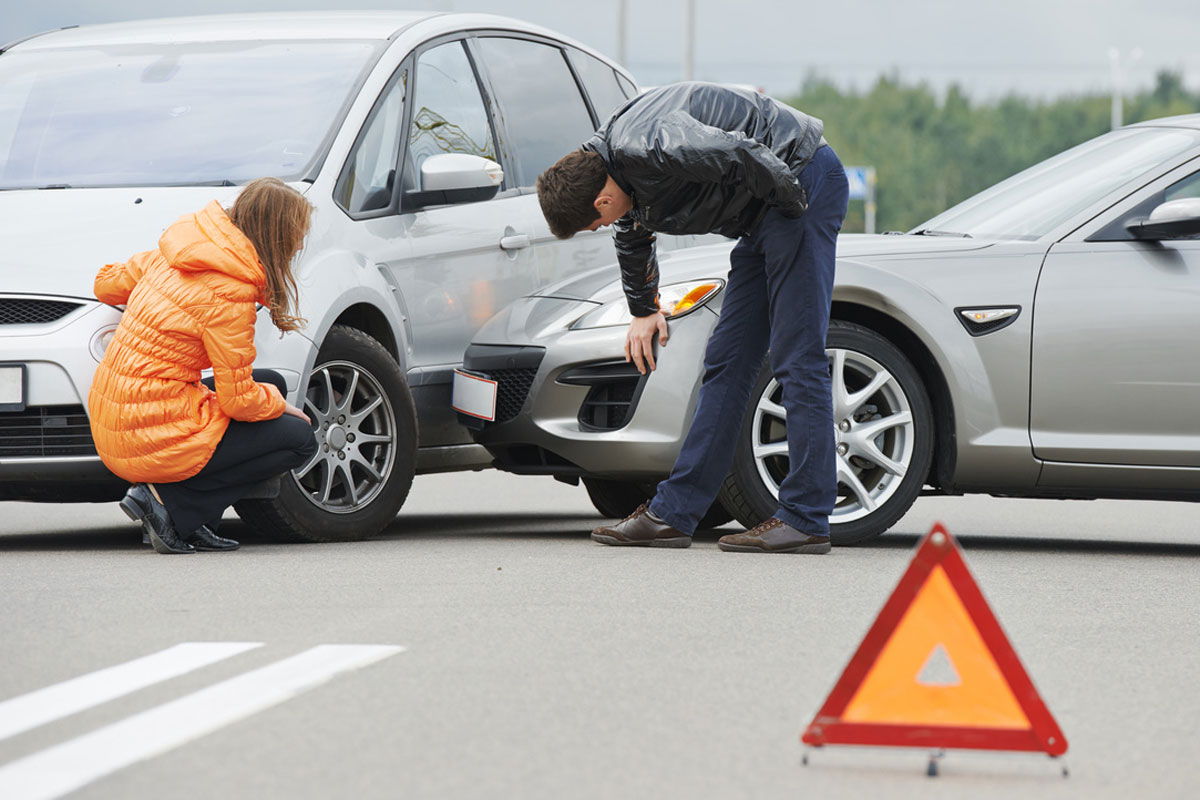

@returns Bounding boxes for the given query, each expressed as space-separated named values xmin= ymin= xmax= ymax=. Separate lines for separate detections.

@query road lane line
xmin=0 ymin=644 xmax=404 ymax=800
xmin=0 ymin=642 xmax=263 ymax=742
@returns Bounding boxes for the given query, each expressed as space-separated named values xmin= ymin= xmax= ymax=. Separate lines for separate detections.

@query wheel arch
xmin=332 ymin=302 xmax=401 ymax=364
xmin=831 ymin=302 xmax=957 ymax=493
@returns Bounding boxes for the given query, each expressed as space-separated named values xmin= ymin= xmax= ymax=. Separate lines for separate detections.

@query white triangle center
xmin=916 ymin=643 xmax=962 ymax=687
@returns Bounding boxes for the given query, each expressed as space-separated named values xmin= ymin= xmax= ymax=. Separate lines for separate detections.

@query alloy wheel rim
xmin=751 ymin=347 xmax=915 ymax=524
xmin=291 ymin=360 xmax=396 ymax=514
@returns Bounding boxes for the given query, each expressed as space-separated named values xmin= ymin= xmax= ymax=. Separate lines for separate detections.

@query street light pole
xmin=682 ymin=0 xmax=695 ymax=81
xmin=616 ymin=0 xmax=627 ymax=67
xmin=1108 ymin=46 xmax=1143 ymax=130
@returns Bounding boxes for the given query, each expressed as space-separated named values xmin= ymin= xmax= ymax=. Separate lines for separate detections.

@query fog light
xmin=89 ymin=325 xmax=118 ymax=362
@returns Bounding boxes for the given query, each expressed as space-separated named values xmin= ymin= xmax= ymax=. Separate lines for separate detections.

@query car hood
xmin=0 ymin=186 xmax=292 ymax=300
xmin=531 ymin=233 xmax=992 ymax=303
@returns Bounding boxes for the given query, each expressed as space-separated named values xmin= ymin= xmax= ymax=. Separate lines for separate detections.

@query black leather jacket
xmin=582 ymin=82 xmax=824 ymax=316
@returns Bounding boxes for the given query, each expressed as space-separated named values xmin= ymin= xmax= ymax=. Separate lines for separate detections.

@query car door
xmin=469 ymin=35 xmax=614 ymax=289
xmin=390 ymin=37 xmax=538 ymax=370
xmin=334 ymin=38 xmax=539 ymax=448
xmin=1030 ymin=163 xmax=1200 ymax=467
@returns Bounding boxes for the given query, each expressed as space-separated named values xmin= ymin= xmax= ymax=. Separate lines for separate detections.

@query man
xmin=537 ymin=82 xmax=849 ymax=554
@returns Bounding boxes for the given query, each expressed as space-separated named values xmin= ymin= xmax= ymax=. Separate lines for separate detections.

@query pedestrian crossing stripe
xmin=802 ymin=522 xmax=1067 ymax=756
xmin=0 ymin=643 xmax=404 ymax=800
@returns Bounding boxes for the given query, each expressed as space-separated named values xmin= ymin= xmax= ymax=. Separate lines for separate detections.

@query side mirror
xmin=404 ymin=153 xmax=503 ymax=209
xmin=1125 ymin=197 xmax=1200 ymax=240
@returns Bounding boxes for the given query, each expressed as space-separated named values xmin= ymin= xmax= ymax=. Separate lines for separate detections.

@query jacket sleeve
xmin=612 ymin=214 xmax=661 ymax=317
xmin=650 ymin=111 xmax=807 ymax=217
xmin=94 ymin=251 xmax=155 ymax=305
xmin=200 ymin=301 xmax=286 ymax=422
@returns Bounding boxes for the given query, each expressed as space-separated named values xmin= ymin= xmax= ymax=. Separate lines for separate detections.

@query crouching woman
xmin=88 ymin=177 xmax=318 ymax=554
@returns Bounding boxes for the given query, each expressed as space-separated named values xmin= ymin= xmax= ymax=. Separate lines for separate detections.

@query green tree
xmin=785 ymin=71 xmax=1200 ymax=232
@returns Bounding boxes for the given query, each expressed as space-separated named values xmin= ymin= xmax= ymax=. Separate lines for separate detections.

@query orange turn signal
xmin=668 ymin=283 xmax=720 ymax=317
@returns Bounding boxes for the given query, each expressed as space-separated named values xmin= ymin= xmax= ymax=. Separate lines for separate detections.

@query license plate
xmin=451 ymin=369 xmax=497 ymax=422
xmin=0 ymin=364 xmax=26 ymax=411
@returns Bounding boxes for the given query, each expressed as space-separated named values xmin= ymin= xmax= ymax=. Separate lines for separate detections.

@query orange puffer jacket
xmin=88 ymin=200 xmax=286 ymax=483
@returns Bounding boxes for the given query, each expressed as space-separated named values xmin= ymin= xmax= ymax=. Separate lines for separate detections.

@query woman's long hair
xmin=228 ymin=177 xmax=312 ymax=333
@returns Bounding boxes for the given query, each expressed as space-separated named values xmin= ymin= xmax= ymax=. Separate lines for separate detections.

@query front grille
xmin=461 ymin=344 xmax=545 ymax=426
xmin=0 ymin=405 xmax=98 ymax=457
xmin=489 ymin=368 xmax=538 ymax=422
xmin=0 ymin=299 xmax=82 ymax=325
xmin=558 ymin=361 xmax=646 ymax=431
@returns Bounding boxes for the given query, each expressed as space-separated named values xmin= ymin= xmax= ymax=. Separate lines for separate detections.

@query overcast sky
xmin=4 ymin=0 xmax=1197 ymax=99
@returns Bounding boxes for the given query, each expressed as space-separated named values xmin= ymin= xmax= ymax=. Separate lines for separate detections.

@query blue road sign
xmin=845 ymin=166 xmax=871 ymax=200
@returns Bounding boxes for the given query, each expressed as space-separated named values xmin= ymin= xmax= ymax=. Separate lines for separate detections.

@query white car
xmin=0 ymin=11 xmax=705 ymax=540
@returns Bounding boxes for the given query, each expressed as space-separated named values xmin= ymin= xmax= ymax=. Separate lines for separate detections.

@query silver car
xmin=0 ymin=11 xmax=707 ymax=540
xmin=460 ymin=115 xmax=1200 ymax=543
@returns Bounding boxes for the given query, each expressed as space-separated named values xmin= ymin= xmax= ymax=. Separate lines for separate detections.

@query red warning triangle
xmin=802 ymin=522 xmax=1067 ymax=756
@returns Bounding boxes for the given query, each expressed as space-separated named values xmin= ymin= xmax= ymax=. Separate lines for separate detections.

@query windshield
xmin=916 ymin=126 xmax=1200 ymax=240
xmin=0 ymin=41 xmax=380 ymax=189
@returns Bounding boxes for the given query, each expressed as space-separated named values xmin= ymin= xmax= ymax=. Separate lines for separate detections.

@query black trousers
xmin=154 ymin=370 xmax=318 ymax=533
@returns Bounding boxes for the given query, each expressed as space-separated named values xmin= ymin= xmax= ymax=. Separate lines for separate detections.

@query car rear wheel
xmin=717 ymin=320 xmax=933 ymax=545
xmin=583 ymin=477 xmax=734 ymax=529
xmin=234 ymin=325 xmax=418 ymax=542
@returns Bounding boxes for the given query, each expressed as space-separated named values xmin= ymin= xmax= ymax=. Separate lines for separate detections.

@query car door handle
xmin=499 ymin=233 xmax=531 ymax=250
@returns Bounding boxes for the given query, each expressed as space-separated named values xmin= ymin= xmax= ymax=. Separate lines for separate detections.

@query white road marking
xmin=0 ymin=642 xmax=262 ymax=742
xmin=0 ymin=644 xmax=404 ymax=800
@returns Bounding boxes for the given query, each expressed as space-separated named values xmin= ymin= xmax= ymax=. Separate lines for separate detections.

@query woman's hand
xmin=625 ymin=311 xmax=670 ymax=374
xmin=281 ymin=402 xmax=311 ymax=424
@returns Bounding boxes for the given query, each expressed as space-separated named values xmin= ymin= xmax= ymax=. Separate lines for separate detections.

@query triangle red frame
xmin=801 ymin=522 xmax=1067 ymax=756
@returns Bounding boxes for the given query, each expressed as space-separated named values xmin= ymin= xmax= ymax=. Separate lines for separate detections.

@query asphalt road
xmin=0 ymin=472 xmax=1197 ymax=799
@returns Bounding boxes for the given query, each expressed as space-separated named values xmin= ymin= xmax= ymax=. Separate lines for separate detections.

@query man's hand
xmin=625 ymin=311 xmax=670 ymax=374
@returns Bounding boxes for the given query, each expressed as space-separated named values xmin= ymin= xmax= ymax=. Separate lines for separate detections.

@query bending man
xmin=537 ymin=82 xmax=849 ymax=554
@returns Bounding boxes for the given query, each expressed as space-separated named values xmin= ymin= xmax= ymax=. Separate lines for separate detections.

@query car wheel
xmin=583 ymin=478 xmax=734 ymax=529
xmin=234 ymin=325 xmax=418 ymax=542
xmin=717 ymin=320 xmax=933 ymax=545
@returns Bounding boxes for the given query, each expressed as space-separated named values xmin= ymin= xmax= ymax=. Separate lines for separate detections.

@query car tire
xmin=717 ymin=320 xmax=934 ymax=545
xmin=583 ymin=478 xmax=734 ymax=529
xmin=234 ymin=325 xmax=418 ymax=542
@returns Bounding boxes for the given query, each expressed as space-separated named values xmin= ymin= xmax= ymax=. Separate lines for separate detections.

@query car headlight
xmin=89 ymin=325 xmax=119 ymax=362
xmin=572 ymin=280 xmax=724 ymax=329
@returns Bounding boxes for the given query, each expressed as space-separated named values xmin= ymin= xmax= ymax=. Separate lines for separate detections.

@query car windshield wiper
xmin=911 ymin=228 xmax=972 ymax=238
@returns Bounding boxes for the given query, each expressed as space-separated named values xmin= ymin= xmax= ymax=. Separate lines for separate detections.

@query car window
xmin=616 ymin=73 xmax=637 ymax=99
xmin=405 ymin=41 xmax=496 ymax=192
xmin=474 ymin=37 xmax=596 ymax=188
xmin=919 ymin=127 xmax=1200 ymax=240
xmin=1088 ymin=164 xmax=1200 ymax=241
xmin=0 ymin=41 xmax=379 ymax=188
xmin=1165 ymin=170 xmax=1200 ymax=202
xmin=568 ymin=49 xmax=630 ymax=123
xmin=337 ymin=66 xmax=407 ymax=215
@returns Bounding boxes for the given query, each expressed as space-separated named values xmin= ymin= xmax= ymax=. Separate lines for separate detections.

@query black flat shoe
xmin=186 ymin=525 xmax=240 ymax=552
xmin=119 ymin=484 xmax=152 ymax=521
xmin=119 ymin=485 xmax=154 ymax=546
xmin=122 ymin=484 xmax=193 ymax=554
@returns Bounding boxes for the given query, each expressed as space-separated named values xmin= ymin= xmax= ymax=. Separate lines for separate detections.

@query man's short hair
xmin=537 ymin=150 xmax=608 ymax=239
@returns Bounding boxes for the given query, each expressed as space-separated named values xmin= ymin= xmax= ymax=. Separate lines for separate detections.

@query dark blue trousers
xmin=649 ymin=145 xmax=849 ymax=536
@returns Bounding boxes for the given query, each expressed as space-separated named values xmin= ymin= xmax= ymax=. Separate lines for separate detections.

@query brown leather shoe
xmin=591 ymin=502 xmax=691 ymax=548
xmin=718 ymin=518 xmax=831 ymax=554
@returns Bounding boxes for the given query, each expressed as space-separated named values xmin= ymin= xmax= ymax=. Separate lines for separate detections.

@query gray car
xmin=458 ymin=114 xmax=1200 ymax=543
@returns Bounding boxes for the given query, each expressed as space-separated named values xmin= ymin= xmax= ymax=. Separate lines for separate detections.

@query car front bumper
xmin=0 ymin=296 xmax=126 ymax=501
xmin=463 ymin=298 xmax=719 ymax=480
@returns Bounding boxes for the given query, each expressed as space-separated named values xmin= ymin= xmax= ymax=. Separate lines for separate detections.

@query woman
xmin=88 ymin=178 xmax=318 ymax=554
